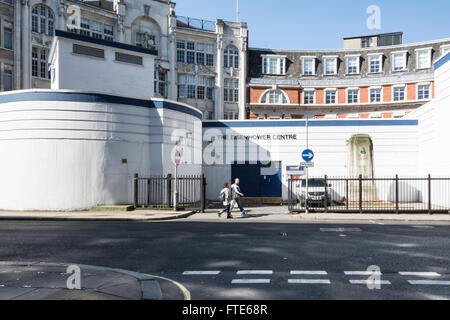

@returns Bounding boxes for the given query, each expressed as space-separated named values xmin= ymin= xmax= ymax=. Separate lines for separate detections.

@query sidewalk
xmin=189 ymin=205 xmax=450 ymax=223
xmin=0 ymin=262 xmax=161 ymax=300
xmin=0 ymin=209 xmax=197 ymax=221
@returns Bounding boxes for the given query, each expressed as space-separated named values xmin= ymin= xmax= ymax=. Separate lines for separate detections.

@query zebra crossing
xmin=181 ymin=269 xmax=450 ymax=287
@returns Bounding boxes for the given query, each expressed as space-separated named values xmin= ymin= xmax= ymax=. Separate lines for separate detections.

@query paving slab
xmin=0 ymin=262 xmax=162 ymax=300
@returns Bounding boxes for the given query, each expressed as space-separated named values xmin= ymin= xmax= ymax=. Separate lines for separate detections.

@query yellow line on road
xmin=143 ymin=273 xmax=191 ymax=300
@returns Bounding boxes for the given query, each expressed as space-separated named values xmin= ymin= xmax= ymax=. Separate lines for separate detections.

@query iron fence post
xmin=133 ymin=173 xmax=139 ymax=209
xmin=324 ymin=175 xmax=328 ymax=213
xmin=395 ymin=174 xmax=399 ymax=214
xmin=167 ymin=174 xmax=172 ymax=208
xmin=346 ymin=178 xmax=349 ymax=211
xmin=201 ymin=174 xmax=206 ymax=212
xmin=428 ymin=174 xmax=432 ymax=215
xmin=359 ymin=174 xmax=363 ymax=214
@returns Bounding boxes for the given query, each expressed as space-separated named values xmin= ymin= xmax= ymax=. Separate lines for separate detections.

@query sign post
xmin=174 ymin=149 xmax=181 ymax=211
xmin=302 ymin=116 xmax=315 ymax=214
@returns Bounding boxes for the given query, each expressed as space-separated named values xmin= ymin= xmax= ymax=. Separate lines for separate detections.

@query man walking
xmin=230 ymin=178 xmax=247 ymax=217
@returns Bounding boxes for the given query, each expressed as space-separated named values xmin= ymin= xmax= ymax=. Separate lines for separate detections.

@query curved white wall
xmin=0 ymin=90 xmax=202 ymax=211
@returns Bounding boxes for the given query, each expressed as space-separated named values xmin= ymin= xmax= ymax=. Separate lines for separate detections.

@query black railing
xmin=133 ymin=174 xmax=206 ymax=212
xmin=288 ymin=175 xmax=450 ymax=214
xmin=176 ymin=16 xmax=216 ymax=32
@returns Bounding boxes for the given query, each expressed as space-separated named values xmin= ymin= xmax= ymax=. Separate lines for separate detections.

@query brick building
xmin=247 ymin=33 xmax=450 ymax=120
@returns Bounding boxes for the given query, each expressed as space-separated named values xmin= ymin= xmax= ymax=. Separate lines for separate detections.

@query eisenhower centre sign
xmin=215 ymin=134 xmax=299 ymax=141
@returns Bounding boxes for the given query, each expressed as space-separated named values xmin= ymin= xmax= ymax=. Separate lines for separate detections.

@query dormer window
xmin=346 ymin=55 xmax=360 ymax=75
xmin=416 ymin=48 xmax=432 ymax=70
xmin=323 ymin=56 xmax=338 ymax=75
xmin=302 ymin=57 xmax=316 ymax=75
xmin=392 ymin=51 xmax=407 ymax=72
xmin=368 ymin=53 xmax=383 ymax=73
xmin=262 ymin=55 xmax=286 ymax=75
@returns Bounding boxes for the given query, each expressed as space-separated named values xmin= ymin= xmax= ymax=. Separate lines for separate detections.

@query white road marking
xmin=345 ymin=271 xmax=382 ymax=276
xmin=349 ymin=280 xmax=391 ymax=285
xmin=408 ymin=280 xmax=450 ymax=286
xmin=288 ymin=279 xmax=331 ymax=284
xmin=237 ymin=270 xmax=273 ymax=275
xmin=232 ymin=279 xmax=271 ymax=284
xmin=290 ymin=271 xmax=328 ymax=275
xmin=182 ymin=271 xmax=221 ymax=275
xmin=399 ymin=272 xmax=440 ymax=277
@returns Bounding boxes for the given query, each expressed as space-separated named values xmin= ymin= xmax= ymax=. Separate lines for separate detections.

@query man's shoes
xmin=227 ymin=215 xmax=233 ymax=219
xmin=241 ymin=211 xmax=247 ymax=217
xmin=218 ymin=212 xmax=222 ymax=218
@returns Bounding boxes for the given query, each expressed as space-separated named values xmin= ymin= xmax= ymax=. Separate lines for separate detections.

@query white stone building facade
xmin=5 ymin=0 xmax=248 ymax=120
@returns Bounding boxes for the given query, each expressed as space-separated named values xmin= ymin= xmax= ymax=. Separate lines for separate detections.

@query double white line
xmin=399 ymin=272 xmax=450 ymax=286
xmin=289 ymin=271 xmax=330 ymax=285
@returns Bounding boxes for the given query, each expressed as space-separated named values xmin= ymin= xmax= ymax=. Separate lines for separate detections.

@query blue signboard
xmin=302 ymin=149 xmax=314 ymax=162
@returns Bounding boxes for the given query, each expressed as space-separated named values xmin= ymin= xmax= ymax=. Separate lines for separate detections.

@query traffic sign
xmin=302 ymin=149 xmax=314 ymax=162
xmin=286 ymin=165 xmax=305 ymax=175
xmin=174 ymin=150 xmax=181 ymax=166
xmin=301 ymin=162 xmax=314 ymax=168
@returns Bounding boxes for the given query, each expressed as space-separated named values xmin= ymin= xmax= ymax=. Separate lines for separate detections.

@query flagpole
xmin=236 ymin=0 xmax=240 ymax=22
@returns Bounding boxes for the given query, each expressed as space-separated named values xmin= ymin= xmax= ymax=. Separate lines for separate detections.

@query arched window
xmin=32 ymin=5 xmax=54 ymax=36
xmin=224 ymin=46 xmax=239 ymax=68
xmin=260 ymin=90 xmax=289 ymax=104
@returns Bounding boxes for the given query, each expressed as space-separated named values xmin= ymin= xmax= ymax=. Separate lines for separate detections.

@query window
xmin=178 ymin=74 xmax=215 ymax=100
xmin=325 ymin=90 xmax=336 ymax=104
xmin=368 ymin=54 xmax=382 ymax=73
xmin=392 ymin=52 xmax=407 ymax=71
xmin=418 ymin=84 xmax=430 ymax=100
xmin=176 ymin=40 xmax=214 ymax=66
xmin=136 ymin=32 xmax=156 ymax=49
xmin=441 ymin=45 xmax=450 ymax=57
xmin=346 ymin=56 xmax=360 ymax=74
xmin=206 ymin=44 xmax=215 ymax=66
xmin=224 ymin=79 xmax=239 ymax=103
xmin=262 ymin=55 xmax=286 ymax=75
xmin=80 ymin=18 xmax=91 ymax=36
xmin=370 ymin=88 xmax=382 ymax=103
xmin=416 ymin=48 xmax=432 ymax=70
xmin=224 ymin=46 xmax=239 ymax=68
xmin=154 ymin=70 xmax=167 ymax=98
xmin=303 ymin=90 xmax=315 ymax=104
xmin=347 ymin=89 xmax=359 ymax=103
xmin=393 ymin=86 xmax=405 ymax=101
xmin=224 ymin=112 xmax=239 ymax=120
xmin=31 ymin=5 xmax=54 ymax=36
xmin=104 ymin=25 xmax=114 ymax=41
xmin=3 ymin=65 xmax=13 ymax=91
xmin=261 ymin=90 xmax=288 ymax=104
xmin=203 ymin=111 xmax=214 ymax=121
xmin=324 ymin=57 xmax=337 ymax=75
xmin=176 ymin=40 xmax=186 ymax=62
xmin=206 ymin=78 xmax=215 ymax=100
xmin=32 ymin=47 xmax=50 ymax=79
xmin=3 ymin=25 xmax=12 ymax=49
xmin=302 ymin=57 xmax=315 ymax=75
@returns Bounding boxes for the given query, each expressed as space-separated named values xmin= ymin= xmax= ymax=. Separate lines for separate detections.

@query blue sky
xmin=175 ymin=0 xmax=450 ymax=49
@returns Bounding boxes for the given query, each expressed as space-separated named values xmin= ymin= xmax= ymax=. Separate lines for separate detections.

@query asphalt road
xmin=0 ymin=219 xmax=449 ymax=300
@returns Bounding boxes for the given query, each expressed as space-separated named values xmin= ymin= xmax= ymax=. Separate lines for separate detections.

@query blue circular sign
xmin=302 ymin=149 xmax=314 ymax=162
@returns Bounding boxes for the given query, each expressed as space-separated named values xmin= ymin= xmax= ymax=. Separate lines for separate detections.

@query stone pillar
xmin=168 ymin=15 xmax=177 ymax=101
xmin=21 ymin=0 xmax=30 ymax=89
xmin=58 ymin=0 xmax=67 ymax=31
xmin=114 ymin=0 xmax=126 ymax=43
xmin=214 ymin=20 xmax=224 ymax=120
xmin=14 ymin=0 xmax=21 ymax=89
xmin=238 ymin=23 xmax=248 ymax=120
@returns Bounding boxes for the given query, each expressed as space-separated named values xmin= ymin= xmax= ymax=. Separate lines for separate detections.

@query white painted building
xmin=0 ymin=30 xmax=203 ymax=211
xmin=5 ymin=0 xmax=248 ymax=120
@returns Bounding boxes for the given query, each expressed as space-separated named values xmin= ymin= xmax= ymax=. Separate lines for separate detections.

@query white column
xmin=238 ymin=25 xmax=248 ymax=120
xmin=58 ymin=0 xmax=67 ymax=31
xmin=215 ymin=21 xmax=224 ymax=120
xmin=21 ymin=0 xmax=30 ymax=89
xmin=14 ymin=0 xmax=21 ymax=89
xmin=168 ymin=16 xmax=177 ymax=101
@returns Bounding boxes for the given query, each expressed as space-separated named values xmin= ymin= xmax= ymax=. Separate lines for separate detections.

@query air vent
xmin=115 ymin=52 xmax=143 ymax=65
xmin=73 ymin=44 xmax=105 ymax=59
